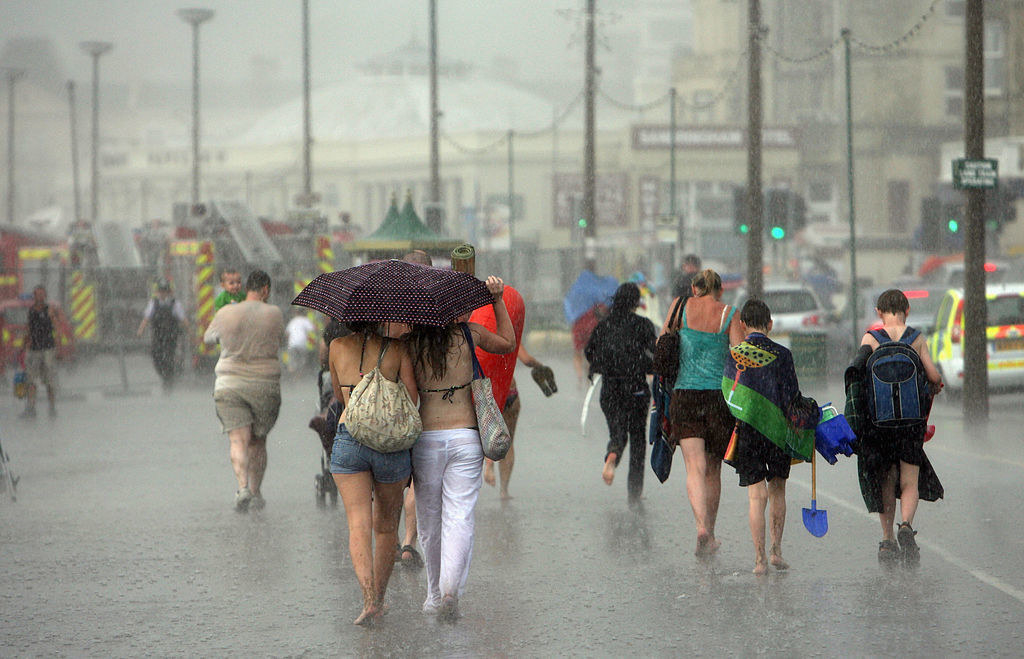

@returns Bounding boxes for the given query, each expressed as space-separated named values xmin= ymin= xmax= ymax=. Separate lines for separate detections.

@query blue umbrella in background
xmin=563 ymin=270 xmax=619 ymax=325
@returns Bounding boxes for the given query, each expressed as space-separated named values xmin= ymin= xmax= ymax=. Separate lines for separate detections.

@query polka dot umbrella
xmin=292 ymin=259 xmax=495 ymax=328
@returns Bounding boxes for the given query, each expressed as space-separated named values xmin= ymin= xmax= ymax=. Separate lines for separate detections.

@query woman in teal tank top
xmin=659 ymin=269 xmax=744 ymax=557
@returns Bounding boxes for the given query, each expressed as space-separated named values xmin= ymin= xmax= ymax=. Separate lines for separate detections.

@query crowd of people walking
xmin=188 ymin=246 xmax=945 ymax=625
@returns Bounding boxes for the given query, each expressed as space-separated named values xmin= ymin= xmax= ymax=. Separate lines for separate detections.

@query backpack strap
xmin=898 ymin=327 xmax=921 ymax=346
xmin=867 ymin=328 xmax=890 ymax=344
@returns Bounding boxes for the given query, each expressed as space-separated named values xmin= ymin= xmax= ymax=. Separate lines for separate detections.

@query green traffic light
xmin=948 ymin=219 xmax=959 ymax=233
xmin=770 ymin=226 xmax=785 ymax=240
xmin=739 ymin=223 xmax=749 ymax=234
xmin=578 ymin=218 xmax=587 ymax=228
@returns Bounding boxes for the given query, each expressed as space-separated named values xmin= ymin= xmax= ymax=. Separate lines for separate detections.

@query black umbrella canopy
xmin=292 ymin=259 xmax=494 ymax=327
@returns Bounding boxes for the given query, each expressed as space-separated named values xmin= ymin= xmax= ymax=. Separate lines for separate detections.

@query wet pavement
xmin=1 ymin=349 xmax=1023 ymax=656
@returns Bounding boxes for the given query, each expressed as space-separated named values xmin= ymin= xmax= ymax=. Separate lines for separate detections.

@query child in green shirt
xmin=214 ymin=269 xmax=244 ymax=311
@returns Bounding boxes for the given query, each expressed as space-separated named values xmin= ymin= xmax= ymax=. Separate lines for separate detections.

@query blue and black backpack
xmin=865 ymin=327 xmax=929 ymax=428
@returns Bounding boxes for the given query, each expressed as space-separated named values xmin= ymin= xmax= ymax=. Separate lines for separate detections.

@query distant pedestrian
xmin=671 ymin=254 xmax=702 ymax=303
xmin=203 ymin=270 xmax=284 ymax=513
xmin=214 ymin=268 xmax=244 ymax=312
xmin=661 ymin=268 xmax=744 ymax=557
xmin=136 ymin=279 xmax=187 ymax=393
xmin=21 ymin=286 xmax=66 ymax=419
xmin=585 ymin=283 xmax=656 ymax=504
xmin=408 ymin=275 xmax=515 ymax=620
xmin=284 ymin=309 xmax=316 ymax=377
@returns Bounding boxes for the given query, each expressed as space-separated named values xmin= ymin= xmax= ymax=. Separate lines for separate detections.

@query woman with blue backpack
xmin=855 ymin=289 xmax=944 ymax=566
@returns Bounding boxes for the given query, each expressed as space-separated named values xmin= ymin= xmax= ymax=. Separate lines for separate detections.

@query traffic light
xmin=732 ymin=186 xmax=749 ymax=234
xmin=985 ymin=189 xmax=1018 ymax=232
xmin=791 ymin=194 xmax=807 ymax=233
xmin=578 ymin=217 xmax=588 ymax=229
xmin=767 ymin=189 xmax=788 ymax=240
xmin=942 ymin=201 xmax=963 ymax=235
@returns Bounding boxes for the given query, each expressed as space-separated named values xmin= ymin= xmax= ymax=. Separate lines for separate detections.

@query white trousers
xmin=412 ymin=428 xmax=483 ymax=609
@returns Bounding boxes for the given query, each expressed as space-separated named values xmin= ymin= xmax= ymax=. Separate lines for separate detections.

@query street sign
xmin=293 ymin=192 xmax=322 ymax=207
xmin=952 ymin=158 xmax=998 ymax=189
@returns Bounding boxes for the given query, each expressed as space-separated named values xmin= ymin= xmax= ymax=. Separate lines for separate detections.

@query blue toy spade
xmin=802 ymin=450 xmax=828 ymax=537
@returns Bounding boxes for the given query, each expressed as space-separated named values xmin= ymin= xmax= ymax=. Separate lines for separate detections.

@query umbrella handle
xmin=810 ymin=447 xmax=817 ymax=501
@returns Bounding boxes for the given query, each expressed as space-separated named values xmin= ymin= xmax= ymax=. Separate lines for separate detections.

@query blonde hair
xmin=690 ymin=268 xmax=722 ymax=297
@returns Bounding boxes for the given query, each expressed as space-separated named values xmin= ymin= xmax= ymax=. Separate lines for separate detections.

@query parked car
xmin=725 ymin=282 xmax=833 ymax=340
xmin=929 ymin=283 xmax=1024 ymax=392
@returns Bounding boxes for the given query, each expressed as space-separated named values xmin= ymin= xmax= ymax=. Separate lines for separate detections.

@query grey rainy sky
xmin=0 ymin=0 xmax=587 ymax=86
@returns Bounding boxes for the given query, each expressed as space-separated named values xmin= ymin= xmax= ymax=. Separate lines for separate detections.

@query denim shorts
xmin=330 ymin=424 xmax=412 ymax=483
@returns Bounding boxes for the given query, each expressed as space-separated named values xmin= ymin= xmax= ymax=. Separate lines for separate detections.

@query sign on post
xmin=952 ymin=158 xmax=998 ymax=189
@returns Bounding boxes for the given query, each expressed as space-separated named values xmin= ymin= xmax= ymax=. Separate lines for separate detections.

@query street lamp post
xmin=178 ymin=7 xmax=215 ymax=207
xmin=4 ymin=68 xmax=25 ymax=224
xmin=79 ymin=41 xmax=112 ymax=222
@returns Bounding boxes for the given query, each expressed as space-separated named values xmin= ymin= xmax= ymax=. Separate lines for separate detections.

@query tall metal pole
xmin=67 ymin=81 xmax=83 ymax=223
xmin=5 ymin=69 xmax=24 ymax=224
xmin=746 ymin=0 xmax=764 ymax=298
xmin=583 ymin=0 xmax=597 ymax=255
xmin=301 ymin=0 xmax=312 ymax=202
xmin=670 ymin=87 xmax=679 ymax=259
xmin=428 ymin=0 xmax=441 ymax=233
xmin=963 ymin=0 xmax=988 ymax=422
xmin=843 ymin=29 xmax=858 ymax=352
xmin=80 ymin=42 xmax=112 ymax=222
xmin=507 ymin=129 xmax=515 ymax=282
xmin=178 ymin=8 xmax=214 ymax=207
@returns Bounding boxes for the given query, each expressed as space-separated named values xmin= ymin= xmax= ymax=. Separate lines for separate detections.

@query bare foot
xmin=753 ymin=560 xmax=768 ymax=576
xmin=695 ymin=531 xmax=711 ymax=557
xmin=602 ymin=454 xmax=617 ymax=486
xmin=770 ymin=554 xmax=789 ymax=571
xmin=483 ymin=461 xmax=496 ymax=487
xmin=439 ymin=594 xmax=459 ymax=622
xmin=500 ymin=490 xmax=513 ymax=501
xmin=353 ymin=605 xmax=381 ymax=626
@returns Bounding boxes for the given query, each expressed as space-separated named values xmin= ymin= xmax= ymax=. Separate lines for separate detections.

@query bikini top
xmin=338 ymin=333 xmax=391 ymax=389
xmin=418 ymin=323 xmax=474 ymax=403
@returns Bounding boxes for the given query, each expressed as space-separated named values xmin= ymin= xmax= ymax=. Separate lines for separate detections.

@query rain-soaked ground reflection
xmin=1 ymin=354 xmax=1023 ymax=655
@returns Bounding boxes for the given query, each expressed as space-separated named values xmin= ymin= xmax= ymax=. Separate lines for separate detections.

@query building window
xmin=887 ymin=180 xmax=910 ymax=234
xmin=944 ymin=65 xmax=964 ymax=117
xmin=945 ymin=0 xmax=964 ymax=18
xmin=985 ymin=21 xmax=1005 ymax=95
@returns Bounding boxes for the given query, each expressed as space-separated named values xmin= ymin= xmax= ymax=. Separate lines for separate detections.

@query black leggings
xmin=600 ymin=378 xmax=651 ymax=498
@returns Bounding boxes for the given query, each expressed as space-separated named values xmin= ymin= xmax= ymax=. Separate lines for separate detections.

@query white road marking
xmin=789 ymin=477 xmax=1024 ymax=605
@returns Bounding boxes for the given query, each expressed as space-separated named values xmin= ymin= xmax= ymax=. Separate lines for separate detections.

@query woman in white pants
xmin=408 ymin=276 xmax=515 ymax=619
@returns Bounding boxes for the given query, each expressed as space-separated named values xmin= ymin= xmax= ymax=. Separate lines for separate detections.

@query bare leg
xmin=25 ymin=384 xmax=36 ymax=413
xmin=46 ymin=384 xmax=57 ymax=413
xmin=705 ymin=458 xmax=723 ymax=552
xmin=247 ymin=435 xmax=268 ymax=495
xmin=879 ymin=464 xmax=898 ymax=541
xmin=334 ymin=472 xmax=376 ymax=624
xmin=370 ymin=480 xmax=406 ymax=614
xmin=767 ymin=478 xmax=788 ymax=570
xmin=573 ymin=349 xmax=586 ymax=389
xmin=679 ymin=437 xmax=713 ymax=555
xmin=483 ymin=459 xmax=496 ymax=487
xmin=228 ymin=426 xmax=252 ymax=490
xmin=747 ymin=481 xmax=769 ymax=575
xmin=898 ymin=461 xmax=920 ymax=525
xmin=498 ymin=396 xmax=520 ymax=500
xmin=400 ymin=482 xmax=419 ymax=560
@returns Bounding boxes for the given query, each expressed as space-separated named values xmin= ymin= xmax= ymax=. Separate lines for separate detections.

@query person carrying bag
xmin=345 ymin=336 xmax=422 ymax=453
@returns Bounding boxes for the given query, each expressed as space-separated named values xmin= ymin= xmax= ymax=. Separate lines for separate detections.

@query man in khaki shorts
xmin=203 ymin=270 xmax=284 ymax=512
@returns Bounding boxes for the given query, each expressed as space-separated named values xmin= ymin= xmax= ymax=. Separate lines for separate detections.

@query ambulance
xmin=929 ymin=283 xmax=1024 ymax=392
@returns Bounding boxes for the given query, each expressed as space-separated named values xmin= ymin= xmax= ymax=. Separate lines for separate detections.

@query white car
xmin=725 ymin=282 xmax=832 ymax=344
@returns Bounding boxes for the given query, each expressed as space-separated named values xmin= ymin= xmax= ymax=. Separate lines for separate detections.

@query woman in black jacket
xmin=585 ymin=283 xmax=657 ymax=503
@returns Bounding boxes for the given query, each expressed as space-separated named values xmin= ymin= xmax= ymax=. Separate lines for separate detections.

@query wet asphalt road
xmin=1 ymin=350 xmax=1023 ymax=657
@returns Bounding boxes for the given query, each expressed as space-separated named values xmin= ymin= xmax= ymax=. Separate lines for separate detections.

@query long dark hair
xmin=408 ymin=323 xmax=464 ymax=380
xmin=610 ymin=283 xmax=640 ymax=316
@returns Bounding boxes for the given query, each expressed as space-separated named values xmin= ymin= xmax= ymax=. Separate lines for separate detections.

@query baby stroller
xmin=0 ymin=424 xmax=19 ymax=503
xmin=308 ymin=368 xmax=339 ymax=507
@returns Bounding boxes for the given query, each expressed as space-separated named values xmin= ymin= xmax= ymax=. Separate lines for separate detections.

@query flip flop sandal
xmin=400 ymin=545 xmax=424 ymax=568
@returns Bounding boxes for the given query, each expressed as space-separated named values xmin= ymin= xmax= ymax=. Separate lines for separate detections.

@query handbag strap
xmin=460 ymin=323 xmax=485 ymax=380
xmin=357 ymin=332 xmax=391 ymax=376
xmin=667 ymin=296 xmax=687 ymax=332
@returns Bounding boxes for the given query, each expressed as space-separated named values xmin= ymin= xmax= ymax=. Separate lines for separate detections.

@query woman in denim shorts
xmin=328 ymin=321 xmax=419 ymax=626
